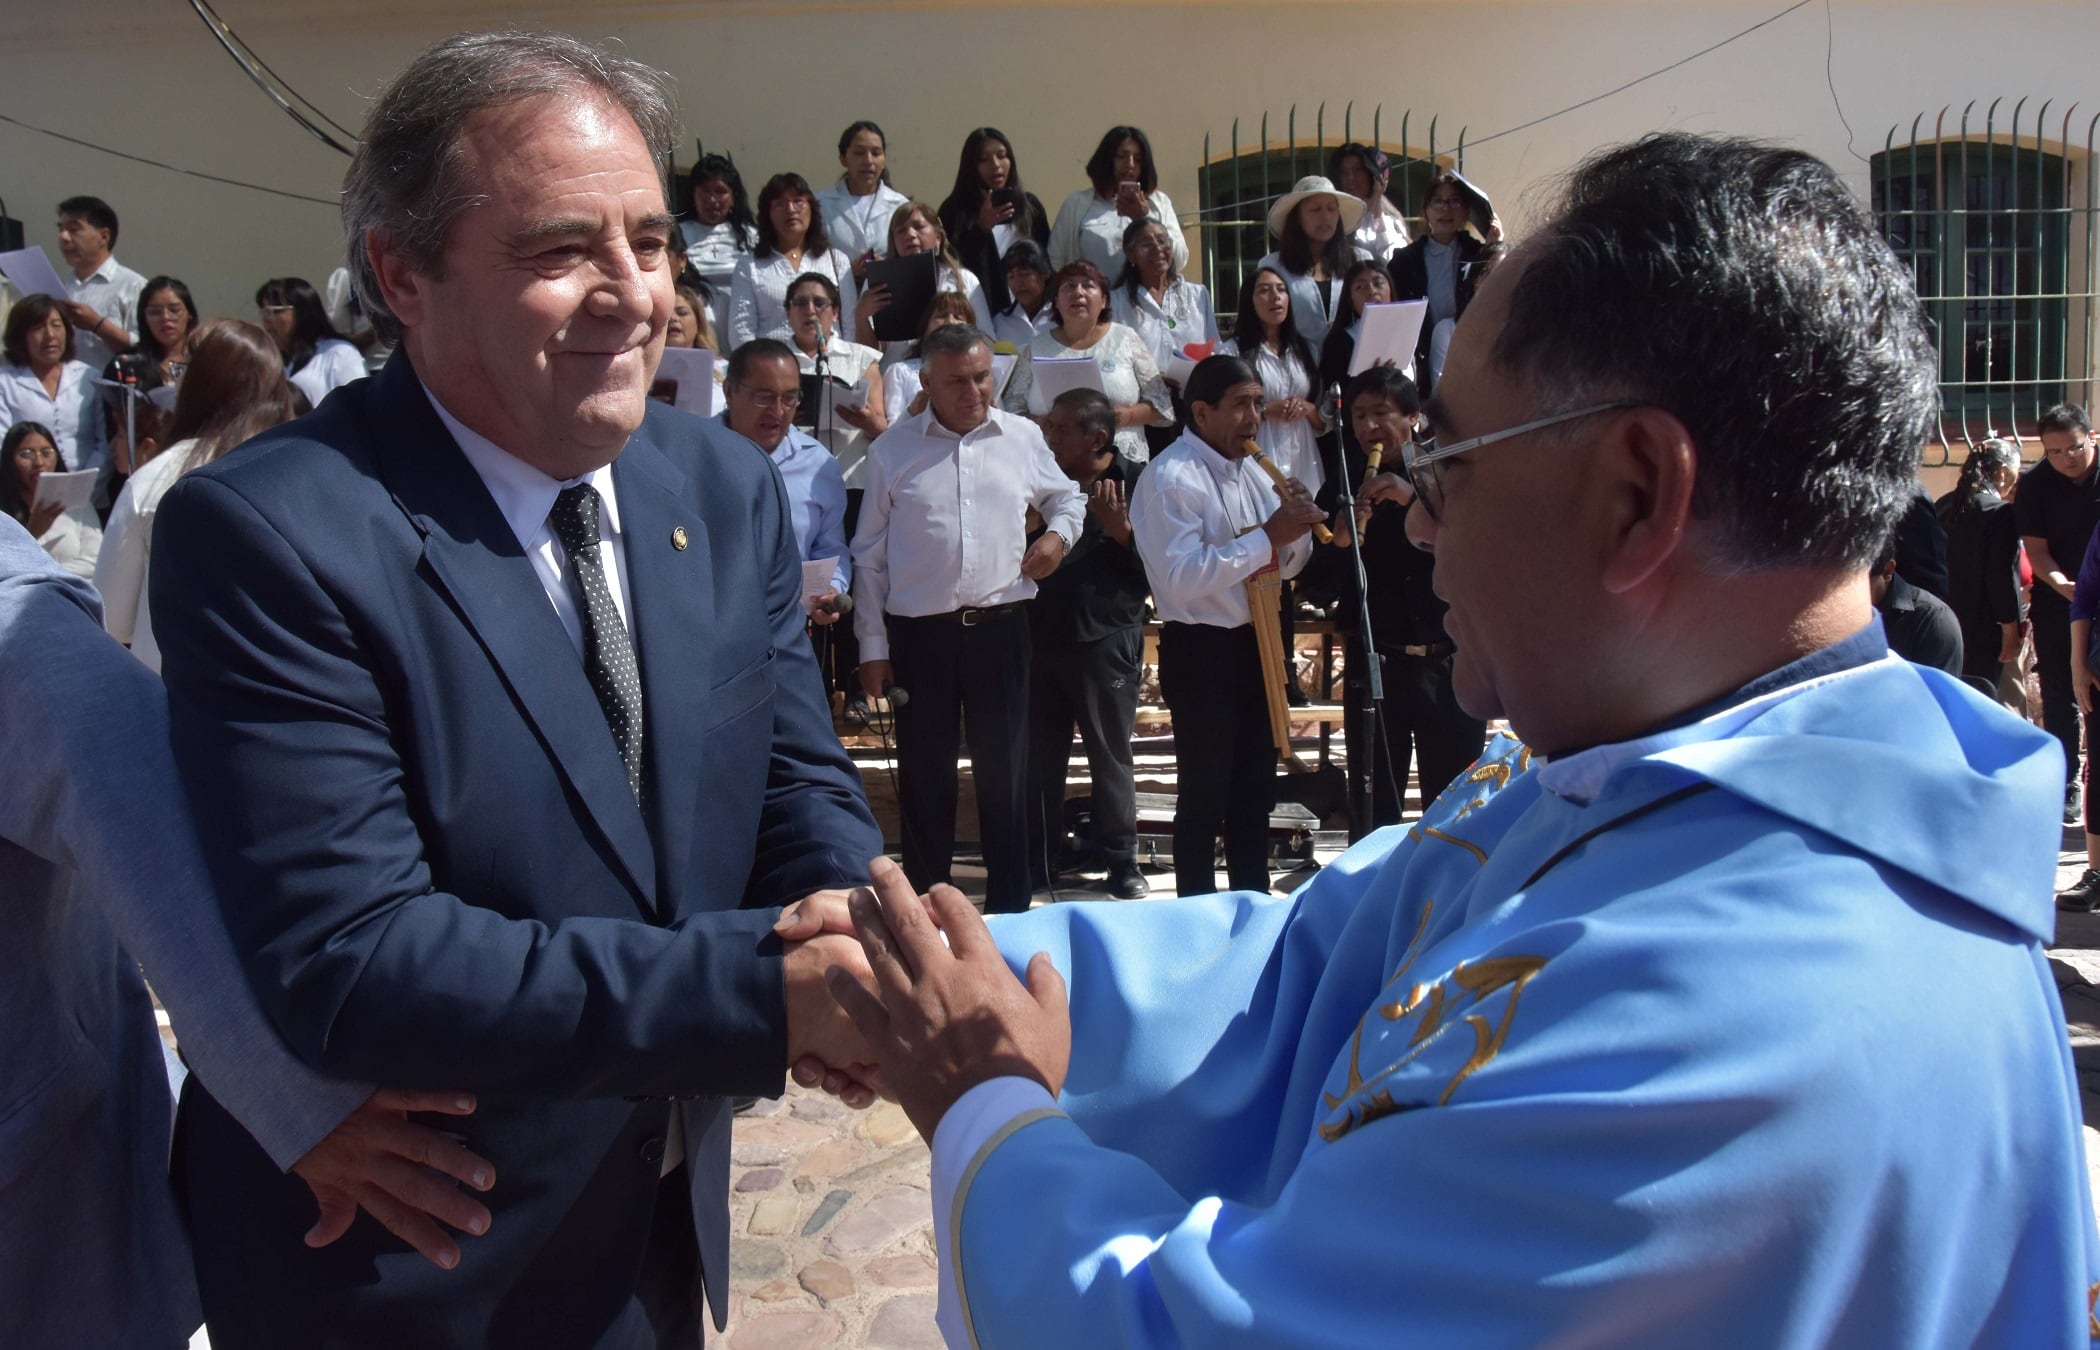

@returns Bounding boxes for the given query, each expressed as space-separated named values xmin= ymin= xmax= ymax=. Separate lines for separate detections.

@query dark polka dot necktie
xmin=549 ymin=484 xmax=645 ymax=800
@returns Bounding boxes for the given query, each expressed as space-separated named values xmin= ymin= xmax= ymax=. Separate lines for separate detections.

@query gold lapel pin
xmin=671 ymin=526 xmax=689 ymax=551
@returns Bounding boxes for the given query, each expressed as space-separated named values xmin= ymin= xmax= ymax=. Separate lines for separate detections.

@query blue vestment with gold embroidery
xmin=949 ymin=649 xmax=2100 ymax=1347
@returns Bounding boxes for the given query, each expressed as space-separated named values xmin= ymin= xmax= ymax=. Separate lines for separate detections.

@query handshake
xmin=772 ymin=857 xmax=1070 ymax=1141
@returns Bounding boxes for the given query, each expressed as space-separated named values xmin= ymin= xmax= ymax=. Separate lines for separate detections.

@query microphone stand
xmin=1335 ymin=448 xmax=1397 ymax=842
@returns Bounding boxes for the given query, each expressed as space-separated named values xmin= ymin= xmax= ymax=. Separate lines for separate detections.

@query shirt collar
xmin=421 ymin=380 xmax=622 ymax=550
xmin=716 ymin=411 xmax=823 ymax=461
xmin=923 ymin=405 xmax=1006 ymax=444
xmin=72 ymin=255 xmax=121 ymax=286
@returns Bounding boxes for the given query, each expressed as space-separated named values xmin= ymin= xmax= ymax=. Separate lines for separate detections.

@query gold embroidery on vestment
xmin=1323 ymin=902 xmax=1437 ymax=1111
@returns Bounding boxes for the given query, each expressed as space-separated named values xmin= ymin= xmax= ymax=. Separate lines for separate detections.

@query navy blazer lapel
xmin=364 ymin=356 xmax=659 ymax=910
xmin=611 ymin=424 xmax=714 ymax=913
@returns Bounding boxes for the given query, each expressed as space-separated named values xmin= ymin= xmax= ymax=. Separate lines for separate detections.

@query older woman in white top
xmin=730 ymin=172 xmax=859 ymax=349
xmin=853 ymin=200 xmax=994 ymax=363
xmin=4 ymin=422 xmax=100 ymax=577
xmin=0 ymin=296 xmax=108 ymax=474
xmin=784 ymin=273 xmax=888 ymax=490
xmin=1049 ymin=126 xmax=1189 ymax=277
xmin=1110 ymin=217 xmax=1218 ymax=392
xmin=1221 ymin=265 xmax=1328 ymax=495
xmin=815 ymin=121 xmax=910 ymax=275
xmin=1256 ymin=175 xmax=1369 ymax=351
xmin=1003 ymin=259 xmax=1171 ymax=464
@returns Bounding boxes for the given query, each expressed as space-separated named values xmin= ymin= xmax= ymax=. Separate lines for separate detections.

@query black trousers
xmin=832 ymin=489 xmax=864 ymax=695
xmin=1159 ymin=622 xmax=1276 ymax=896
xmin=1028 ymin=627 xmax=1143 ymax=873
xmin=888 ymin=607 xmax=1033 ymax=914
xmin=2032 ymin=592 xmax=2090 ymax=791
xmin=1344 ymin=643 xmax=1488 ymax=831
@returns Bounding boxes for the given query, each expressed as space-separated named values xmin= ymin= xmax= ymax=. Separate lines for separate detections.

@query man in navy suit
xmin=153 ymin=32 xmax=884 ymax=1348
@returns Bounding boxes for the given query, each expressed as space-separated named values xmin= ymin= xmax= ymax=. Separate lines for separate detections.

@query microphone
xmin=814 ymin=591 xmax=854 ymax=617
xmin=882 ymin=684 xmax=910 ymax=708
xmin=1246 ymin=443 xmax=1334 ymax=544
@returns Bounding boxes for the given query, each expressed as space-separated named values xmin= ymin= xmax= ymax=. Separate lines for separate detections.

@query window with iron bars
xmin=1871 ymin=110 xmax=2097 ymax=461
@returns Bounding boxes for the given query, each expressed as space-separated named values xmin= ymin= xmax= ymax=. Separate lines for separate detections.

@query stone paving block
xmin=748 ymin=1279 xmax=800 ymax=1304
xmin=738 ymin=1116 xmax=835 ymax=1147
xmin=728 ymin=1310 xmax=842 ymax=1349
xmin=735 ymin=1167 xmax=784 ymax=1193
xmin=797 ymin=1258 xmax=856 ymax=1305
xmin=868 ymin=1254 xmax=938 ymax=1288
xmin=748 ymin=1193 xmax=801 ymax=1236
xmin=794 ymin=1138 xmax=869 ymax=1177
xmin=824 ymin=1187 xmax=931 ymax=1259
xmin=866 ymin=1293 xmax=942 ymax=1349
xmin=732 ymin=1141 xmax=789 ymax=1167
xmin=859 ymin=1101 xmax=919 ymax=1148
xmin=730 ymin=1241 xmax=788 ymax=1281
xmin=801 ymin=1188 xmax=853 ymax=1236
xmin=791 ymin=1096 xmax=849 ymax=1124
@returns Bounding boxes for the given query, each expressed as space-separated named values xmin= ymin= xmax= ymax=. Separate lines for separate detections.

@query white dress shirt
xmin=1048 ymin=188 xmax=1189 ymax=277
xmin=815 ymin=179 xmax=910 ymax=264
xmin=288 ymin=338 xmax=369 ymax=411
xmin=1256 ymin=248 xmax=1368 ymax=351
xmin=850 ymin=406 xmax=1085 ymax=662
xmin=64 ymin=254 xmax=146 ymax=372
xmin=0 ymin=359 xmax=108 ymax=473
xmin=95 ymin=436 xmax=196 ymax=670
xmin=1128 ymin=428 xmax=1311 ymax=628
xmin=728 ymin=248 xmax=859 ymax=351
xmin=1002 ymin=323 xmax=1173 ymax=464
xmin=1110 ymin=277 xmax=1219 ymax=379
xmin=989 ymin=301 xmax=1055 ymax=351
xmin=1221 ymin=336 xmax=1323 ymax=496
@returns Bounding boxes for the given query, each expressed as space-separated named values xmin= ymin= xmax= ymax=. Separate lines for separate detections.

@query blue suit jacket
xmin=0 ymin=519 xmax=367 ymax=1347
xmin=153 ymin=353 xmax=882 ymax=1347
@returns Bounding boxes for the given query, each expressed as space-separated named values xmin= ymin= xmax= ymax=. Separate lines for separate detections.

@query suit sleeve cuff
xmin=932 ymin=1077 xmax=1061 ymax=1347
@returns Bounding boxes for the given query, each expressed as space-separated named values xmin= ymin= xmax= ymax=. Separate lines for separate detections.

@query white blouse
xmin=882 ymin=359 xmax=924 ymax=422
xmin=1222 ymin=336 xmax=1323 ymax=497
xmin=1352 ymin=199 xmax=1411 ymax=263
xmin=0 ymin=360 xmax=108 ymax=474
xmin=990 ymin=303 xmax=1055 ymax=351
xmin=795 ymin=333 xmax=885 ymax=489
xmin=1256 ymin=248 xmax=1368 ymax=351
xmin=728 ymin=248 xmax=860 ymax=351
xmin=1048 ymin=188 xmax=1189 ymax=278
xmin=93 ymin=436 xmax=196 ymax=670
xmin=816 ymin=180 xmax=911 ymax=264
xmin=1110 ymin=278 xmax=1219 ymax=381
xmin=1002 ymin=321 xmax=1173 ymax=464
xmin=288 ymin=339 xmax=367 ymax=411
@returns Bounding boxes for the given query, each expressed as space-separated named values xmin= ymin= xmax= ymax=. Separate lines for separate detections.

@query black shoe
xmin=1106 ymin=862 xmax=1151 ymax=900
xmin=1286 ymin=683 xmax=1309 ymax=708
xmin=842 ymin=694 xmax=872 ymax=726
xmin=2058 ymin=868 xmax=2100 ymax=913
xmin=2068 ymin=780 xmax=2085 ymax=827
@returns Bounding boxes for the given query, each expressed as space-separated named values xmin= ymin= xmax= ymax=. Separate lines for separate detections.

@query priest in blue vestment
xmin=786 ymin=133 xmax=2100 ymax=1348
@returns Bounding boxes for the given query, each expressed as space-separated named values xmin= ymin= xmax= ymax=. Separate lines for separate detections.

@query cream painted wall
xmin=0 ymin=1 xmax=2090 ymax=325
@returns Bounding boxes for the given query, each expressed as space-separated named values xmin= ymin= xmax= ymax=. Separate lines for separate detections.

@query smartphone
xmin=992 ymin=187 xmax=1022 ymax=210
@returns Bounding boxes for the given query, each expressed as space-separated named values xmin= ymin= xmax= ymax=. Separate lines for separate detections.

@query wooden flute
xmin=1245 ymin=443 xmax=1333 ymax=544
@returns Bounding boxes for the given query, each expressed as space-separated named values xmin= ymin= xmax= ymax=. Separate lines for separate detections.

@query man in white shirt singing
xmin=55 ymin=196 xmax=145 ymax=372
xmin=852 ymin=323 xmax=1086 ymax=914
xmin=1128 ymin=353 xmax=1328 ymax=896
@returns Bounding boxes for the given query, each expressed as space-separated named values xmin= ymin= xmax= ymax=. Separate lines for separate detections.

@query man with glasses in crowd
xmin=800 ymin=133 xmax=2097 ymax=1347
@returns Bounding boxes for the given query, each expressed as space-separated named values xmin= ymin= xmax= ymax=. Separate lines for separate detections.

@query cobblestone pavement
xmin=2048 ymin=828 xmax=2100 ymax=1208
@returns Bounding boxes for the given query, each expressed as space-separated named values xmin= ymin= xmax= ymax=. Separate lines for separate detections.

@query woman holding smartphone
xmin=1048 ymin=125 xmax=1188 ymax=278
xmin=939 ymin=127 xmax=1050 ymax=314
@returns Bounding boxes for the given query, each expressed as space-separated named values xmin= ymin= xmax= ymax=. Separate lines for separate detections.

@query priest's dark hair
xmin=1491 ymin=132 xmax=1938 ymax=571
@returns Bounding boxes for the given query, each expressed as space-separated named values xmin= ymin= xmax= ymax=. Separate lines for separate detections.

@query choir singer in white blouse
xmin=851 ymin=322 xmax=1084 ymax=917
xmin=1049 ymin=126 xmax=1188 ymax=278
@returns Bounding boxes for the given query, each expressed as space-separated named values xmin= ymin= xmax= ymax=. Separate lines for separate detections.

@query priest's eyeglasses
xmin=1401 ymin=402 xmax=1643 ymax=522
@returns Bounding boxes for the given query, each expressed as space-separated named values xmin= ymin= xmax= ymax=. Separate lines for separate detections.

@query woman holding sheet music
xmin=728 ymin=173 xmax=858 ymax=349
xmin=784 ymin=272 xmax=887 ymax=487
xmin=853 ymin=201 xmax=993 ymax=362
xmin=1318 ymin=259 xmax=1400 ymax=394
xmin=1001 ymin=260 xmax=1170 ymax=463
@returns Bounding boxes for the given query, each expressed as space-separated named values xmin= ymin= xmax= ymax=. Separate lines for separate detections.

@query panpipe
xmin=1238 ymin=530 xmax=1313 ymax=773
xmin=1245 ymin=443 xmax=1333 ymax=544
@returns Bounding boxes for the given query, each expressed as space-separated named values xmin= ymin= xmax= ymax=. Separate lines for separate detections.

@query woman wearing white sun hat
xmin=1254 ymin=174 xmax=1369 ymax=351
